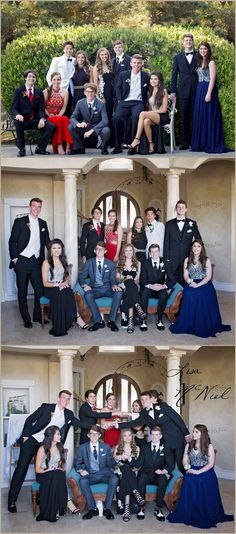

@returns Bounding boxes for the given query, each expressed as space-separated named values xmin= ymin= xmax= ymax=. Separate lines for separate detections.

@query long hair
xmin=75 ymin=50 xmax=91 ymax=75
xmin=107 ymin=209 xmax=118 ymax=232
xmin=116 ymin=429 xmax=139 ymax=458
xmin=196 ymin=41 xmax=213 ymax=68
xmin=95 ymin=47 xmax=112 ymax=75
xmin=189 ymin=424 xmax=211 ymax=457
xmin=148 ymin=71 xmax=166 ymax=110
xmin=47 ymin=238 xmax=69 ymax=282
xmin=117 ymin=243 xmax=139 ymax=272
xmin=42 ymin=425 xmax=66 ymax=469
xmin=47 ymin=72 xmax=61 ymax=100
xmin=187 ymin=239 xmax=207 ymax=270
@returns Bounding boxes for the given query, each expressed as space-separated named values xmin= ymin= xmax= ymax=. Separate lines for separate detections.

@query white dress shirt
xmin=20 ymin=214 xmax=40 ymax=258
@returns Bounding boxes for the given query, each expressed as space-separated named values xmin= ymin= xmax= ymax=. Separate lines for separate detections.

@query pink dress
xmin=46 ymin=91 xmax=73 ymax=153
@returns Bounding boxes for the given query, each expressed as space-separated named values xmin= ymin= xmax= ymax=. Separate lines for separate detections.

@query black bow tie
xmin=185 ymin=52 xmax=193 ymax=56
xmin=177 ymin=219 xmax=185 ymax=222
xmin=67 ymin=58 xmax=72 ymax=62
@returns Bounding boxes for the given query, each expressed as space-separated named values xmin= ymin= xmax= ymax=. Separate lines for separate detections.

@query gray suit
xmin=75 ymin=442 xmax=118 ymax=510
xmin=69 ymin=97 xmax=110 ymax=149
xmin=79 ymin=257 xmax=122 ymax=322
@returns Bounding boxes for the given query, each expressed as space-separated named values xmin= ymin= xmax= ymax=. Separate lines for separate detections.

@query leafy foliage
xmin=2 ymin=24 xmax=234 ymax=147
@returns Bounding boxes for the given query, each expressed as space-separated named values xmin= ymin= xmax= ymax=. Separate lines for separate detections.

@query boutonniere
xmin=159 ymin=445 xmax=164 ymax=451
xmin=22 ymin=91 xmax=27 ymax=97
xmin=125 ymin=78 xmax=131 ymax=84
xmin=189 ymin=221 xmax=193 ymax=227
xmin=27 ymin=222 xmax=31 ymax=229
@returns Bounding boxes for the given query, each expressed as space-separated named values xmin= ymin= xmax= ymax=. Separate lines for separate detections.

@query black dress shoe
xmin=88 ymin=321 xmax=105 ymax=331
xmin=17 ymin=148 xmax=26 ymax=157
xmin=111 ymin=147 xmax=122 ymax=154
xmin=67 ymin=148 xmax=85 ymax=155
xmin=156 ymin=320 xmax=165 ymax=331
xmin=154 ymin=508 xmax=165 ymax=521
xmin=101 ymin=148 xmax=109 ymax=155
xmin=83 ymin=509 xmax=95 ymax=520
xmin=24 ymin=321 xmax=33 ymax=328
xmin=107 ymin=320 xmax=119 ymax=332
xmin=35 ymin=147 xmax=50 ymax=155
xmin=8 ymin=503 xmax=17 ymax=513
xmin=103 ymin=508 xmax=115 ymax=520
xmin=178 ymin=144 xmax=189 ymax=150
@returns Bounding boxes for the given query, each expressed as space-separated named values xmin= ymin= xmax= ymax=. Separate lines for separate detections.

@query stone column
xmin=164 ymin=169 xmax=185 ymax=221
xmin=63 ymin=170 xmax=79 ymax=288
xmin=57 ymin=349 xmax=77 ymax=474
xmin=165 ymin=350 xmax=186 ymax=413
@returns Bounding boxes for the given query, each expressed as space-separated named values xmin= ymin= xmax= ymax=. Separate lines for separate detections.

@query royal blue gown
xmin=167 ymin=449 xmax=234 ymax=529
xmin=169 ymin=263 xmax=231 ymax=338
xmin=191 ymin=66 xmax=227 ymax=153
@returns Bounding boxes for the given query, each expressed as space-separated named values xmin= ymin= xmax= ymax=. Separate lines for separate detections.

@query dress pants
xmin=141 ymin=287 xmax=169 ymax=320
xmin=79 ymin=469 xmax=118 ymax=510
xmin=68 ymin=124 xmax=110 ymax=150
xmin=14 ymin=255 xmax=43 ymax=322
xmin=84 ymin=287 xmax=122 ymax=322
xmin=14 ymin=119 xmax=55 ymax=150
xmin=112 ymin=100 xmax=144 ymax=148
xmin=138 ymin=470 xmax=169 ymax=508
xmin=8 ymin=436 xmax=40 ymax=504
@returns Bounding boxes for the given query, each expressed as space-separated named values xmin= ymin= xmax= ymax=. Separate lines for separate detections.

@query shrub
xmin=2 ymin=24 xmax=234 ymax=147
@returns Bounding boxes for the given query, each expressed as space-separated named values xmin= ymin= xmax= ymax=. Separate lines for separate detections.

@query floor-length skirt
xmin=36 ymin=470 xmax=67 ymax=522
xmin=191 ymin=82 xmax=227 ymax=153
xmin=167 ymin=466 xmax=234 ymax=529
xmin=169 ymin=280 xmax=231 ymax=338
xmin=47 ymin=116 xmax=73 ymax=153
xmin=44 ymin=286 xmax=77 ymax=336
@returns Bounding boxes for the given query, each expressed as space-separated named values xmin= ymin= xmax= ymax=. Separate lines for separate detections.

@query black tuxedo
xmin=137 ymin=439 xmax=174 ymax=507
xmin=9 ymin=214 xmax=50 ymax=323
xmin=170 ymin=51 xmax=198 ymax=146
xmin=8 ymin=402 xmax=87 ymax=505
xmin=112 ymin=69 xmax=150 ymax=148
xmin=12 ymin=84 xmax=55 ymax=151
xmin=79 ymin=401 xmax=113 ymax=444
xmin=119 ymin=401 xmax=189 ymax=473
xmin=163 ymin=217 xmax=202 ymax=285
xmin=80 ymin=220 xmax=105 ymax=260
xmin=140 ymin=258 xmax=175 ymax=320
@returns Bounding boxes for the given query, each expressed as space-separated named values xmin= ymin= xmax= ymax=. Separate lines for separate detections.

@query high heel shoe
xmin=67 ymin=499 xmax=80 ymax=515
xmin=77 ymin=314 xmax=89 ymax=329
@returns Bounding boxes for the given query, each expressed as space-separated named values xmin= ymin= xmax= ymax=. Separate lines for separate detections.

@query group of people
xmin=12 ymin=34 xmax=228 ymax=157
xmin=9 ymin=197 xmax=231 ymax=338
xmin=7 ymin=388 xmax=234 ymax=528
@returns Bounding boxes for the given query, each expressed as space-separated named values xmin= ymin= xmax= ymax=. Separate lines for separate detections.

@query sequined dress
xmin=167 ymin=448 xmax=234 ymax=528
xmin=169 ymin=262 xmax=231 ymax=337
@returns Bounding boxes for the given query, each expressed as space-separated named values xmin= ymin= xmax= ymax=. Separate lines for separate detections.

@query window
xmin=94 ymin=374 xmax=141 ymax=411
xmin=96 ymin=191 xmax=140 ymax=231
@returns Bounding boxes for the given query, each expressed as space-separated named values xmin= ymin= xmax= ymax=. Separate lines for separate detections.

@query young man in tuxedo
xmin=46 ymin=40 xmax=75 ymax=115
xmin=163 ymin=199 xmax=202 ymax=286
xmin=9 ymin=197 xmax=50 ymax=328
xmin=137 ymin=427 xmax=174 ymax=521
xmin=145 ymin=206 xmax=165 ymax=257
xmin=112 ymin=39 xmax=131 ymax=109
xmin=79 ymin=242 xmax=122 ymax=332
xmin=80 ymin=206 xmax=105 ymax=263
xmin=116 ymin=391 xmax=191 ymax=474
xmin=75 ymin=425 xmax=118 ymax=520
xmin=170 ymin=34 xmax=198 ymax=149
xmin=140 ymin=243 xmax=175 ymax=331
xmin=8 ymin=390 xmax=88 ymax=513
xmin=12 ymin=69 xmax=55 ymax=157
xmin=68 ymin=83 xmax=110 ymax=154
xmin=111 ymin=54 xmax=149 ymax=153
xmin=79 ymin=390 xmax=121 ymax=445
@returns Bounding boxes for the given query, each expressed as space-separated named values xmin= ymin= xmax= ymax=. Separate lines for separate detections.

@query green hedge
xmin=2 ymin=24 xmax=234 ymax=147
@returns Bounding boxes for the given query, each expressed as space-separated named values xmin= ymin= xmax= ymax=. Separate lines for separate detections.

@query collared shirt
xmin=125 ymin=71 xmax=142 ymax=101
xmin=20 ymin=214 xmax=40 ymax=259
xmin=32 ymin=404 xmax=65 ymax=443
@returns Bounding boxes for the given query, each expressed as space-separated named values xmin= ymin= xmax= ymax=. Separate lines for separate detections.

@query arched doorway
xmin=96 ymin=191 xmax=140 ymax=231
xmin=94 ymin=373 xmax=141 ymax=411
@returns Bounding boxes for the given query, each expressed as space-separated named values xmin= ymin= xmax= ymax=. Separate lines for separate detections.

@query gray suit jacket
xmin=75 ymin=441 xmax=116 ymax=473
xmin=70 ymin=97 xmax=109 ymax=135
xmin=79 ymin=257 xmax=117 ymax=289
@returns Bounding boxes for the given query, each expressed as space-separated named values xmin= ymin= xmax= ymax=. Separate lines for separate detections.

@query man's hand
xmin=38 ymin=118 xmax=45 ymax=129
xmin=83 ymin=284 xmax=92 ymax=292
xmin=15 ymin=114 xmax=24 ymax=122
xmin=84 ymin=129 xmax=94 ymax=138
